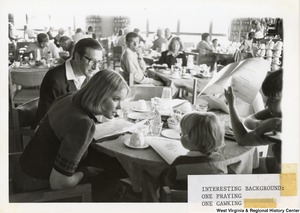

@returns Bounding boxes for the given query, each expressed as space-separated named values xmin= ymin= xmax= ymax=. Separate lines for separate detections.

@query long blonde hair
xmin=180 ymin=112 xmax=224 ymax=154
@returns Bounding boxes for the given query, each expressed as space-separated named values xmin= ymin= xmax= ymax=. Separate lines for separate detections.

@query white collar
xmin=65 ymin=59 xmax=76 ymax=81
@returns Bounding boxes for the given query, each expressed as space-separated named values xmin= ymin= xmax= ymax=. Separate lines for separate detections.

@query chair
xmin=9 ymin=152 xmax=92 ymax=202
xmin=112 ymin=46 xmax=123 ymax=69
xmin=11 ymin=98 xmax=39 ymax=152
xmin=9 ymin=69 xmax=47 ymax=107
xmin=131 ymin=85 xmax=166 ymax=101
xmin=118 ymin=67 xmax=134 ymax=87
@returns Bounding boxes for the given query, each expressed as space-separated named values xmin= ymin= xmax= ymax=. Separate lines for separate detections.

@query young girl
xmin=161 ymin=112 xmax=227 ymax=190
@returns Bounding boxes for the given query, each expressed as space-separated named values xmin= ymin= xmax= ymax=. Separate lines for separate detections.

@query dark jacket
xmin=158 ymin=50 xmax=187 ymax=68
xmin=34 ymin=63 xmax=77 ymax=128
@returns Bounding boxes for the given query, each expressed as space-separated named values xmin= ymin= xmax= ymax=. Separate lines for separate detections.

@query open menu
xmin=93 ymin=118 xmax=147 ymax=142
xmin=147 ymin=137 xmax=189 ymax=164
xmin=199 ymin=58 xmax=270 ymax=104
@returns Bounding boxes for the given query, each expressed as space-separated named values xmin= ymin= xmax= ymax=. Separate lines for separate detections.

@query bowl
xmin=167 ymin=118 xmax=180 ymax=130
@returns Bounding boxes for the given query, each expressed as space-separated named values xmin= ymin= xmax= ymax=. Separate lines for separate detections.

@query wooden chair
xmin=9 ymin=69 xmax=47 ymax=107
xmin=11 ymin=98 xmax=39 ymax=152
xmin=112 ymin=46 xmax=123 ymax=69
xmin=9 ymin=152 xmax=92 ymax=202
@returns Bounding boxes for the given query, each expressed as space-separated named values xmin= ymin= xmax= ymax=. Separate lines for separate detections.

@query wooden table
xmin=147 ymin=68 xmax=223 ymax=95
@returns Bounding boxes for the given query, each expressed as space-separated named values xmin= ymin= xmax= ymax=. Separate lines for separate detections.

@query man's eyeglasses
xmin=83 ymin=55 xmax=103 ymax=69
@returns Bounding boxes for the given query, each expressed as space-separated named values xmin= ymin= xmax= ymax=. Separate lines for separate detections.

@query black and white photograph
xmin=1 ymin=0 xmax=299 ymax=212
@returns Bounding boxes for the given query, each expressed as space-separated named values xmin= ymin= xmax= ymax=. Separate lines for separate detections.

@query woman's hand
xmin=224 ymin=86 xmax=235 ymax=107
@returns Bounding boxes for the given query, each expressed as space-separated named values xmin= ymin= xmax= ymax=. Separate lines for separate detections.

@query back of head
xmin=201 ymin=33 xmax=210 ymax=40
xmin=72 ymin=69 xmax=130 ymax=114
xmin=88 ymin=26 xmax=94 ymax=32
xmin=72 ymin=38 xmax=103 ymax=59
xmin=126 ymin=32 xmax=138 ymax=42
xmin=76 ymin=28 xmax=83 ymax=34
xmin=157 ymin=29 xmax=163 ymax=37
xmin=58 ymin=28 xmax=65 ymax=35
xmin=262 ymin=68 xmax=283 ymax=97
xmin=133 ymin=28 xmax=140 ymax=33
xmin=37 ymin=33 xmax=49 ymax=43
xmin=180 ymin=112 xmax=224 ymax=154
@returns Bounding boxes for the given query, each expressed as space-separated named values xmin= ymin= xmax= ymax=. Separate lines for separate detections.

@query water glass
xmin=149 ymin=122 xmax=163 ymax=136
xmin=161 ymin=87 xmax=172 ymax=100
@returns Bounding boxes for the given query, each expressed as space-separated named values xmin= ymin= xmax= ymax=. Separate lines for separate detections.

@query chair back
xmin=131 ymin=85 xmax=166 ymax=101
xmin=10 ymin=70 xmax=47 ymax=87
xmin=9 ymin=69 xmax=47 ymax=107
xmin=113 ymin=46 xmax=123 ymax=69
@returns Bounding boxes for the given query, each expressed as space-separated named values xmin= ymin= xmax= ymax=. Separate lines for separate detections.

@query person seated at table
xmin=58 ymin=35 xmax=75 ymax=61
xmin=196 ymin=33 xmax=217 ymax=68
xmin=224 ymin=69 xmax=282 ymax=173
xmin=239 ymin=32 xmax=255 ymax=58
xmin=54 ymin=28 xmax=65 ymax=48
xmin=157 ymin=37 xmax=187 ymax=68
xmin=211 ymin=38 xmax=220 ymax=53
xmin=72 ymin=28 xmax=87 ymax=43
xmin=121 ymin=32 xmax=164 ymax=86
xmin=86 ymin=25 xmax=97 ymax=39
xmin=34 ymin=38 xmax=103 ymax=128
xmin=133 ymin=28 xmax=145 ymax=44
xmin=24 ymin=33 xmax=59 ymax=60
xmin=160 ymin=112 xmax=227 ymax=190
xmin=164 ymin=28 xmax=174 ymax=43
xmin=13 ymin=70 xmax=129 ymax=201
xmin=152 ymin=28 xmax=167 ymax=52
xmin=47 ymin=26 xmax=56 ymax=41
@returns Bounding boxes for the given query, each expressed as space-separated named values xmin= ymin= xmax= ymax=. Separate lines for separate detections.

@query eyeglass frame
xmin=83 ymin=55 xmax=103 ymax=69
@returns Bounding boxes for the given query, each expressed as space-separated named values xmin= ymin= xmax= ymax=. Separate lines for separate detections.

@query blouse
xmin=157 ymin=50 xmax=187 ymax=68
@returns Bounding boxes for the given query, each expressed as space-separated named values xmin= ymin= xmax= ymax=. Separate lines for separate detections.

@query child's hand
xmin=256 ymin=118 xmax=282 ymax=135
xmin=224 ymin=87 xmax=235 ymax=106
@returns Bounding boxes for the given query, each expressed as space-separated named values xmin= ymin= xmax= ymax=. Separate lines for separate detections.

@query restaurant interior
xmin=8 ymin=11 xmax=285 ymax=203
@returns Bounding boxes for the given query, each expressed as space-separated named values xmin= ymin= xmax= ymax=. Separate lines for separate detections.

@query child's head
xmin=180 ymin=112 xmax=225 ymax=154
xmin=262 ymin=68 xmax=283 ymax=117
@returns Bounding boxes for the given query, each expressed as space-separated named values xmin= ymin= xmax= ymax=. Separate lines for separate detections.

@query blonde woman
xmin=14 ymin=70 xmax=130 ymax=199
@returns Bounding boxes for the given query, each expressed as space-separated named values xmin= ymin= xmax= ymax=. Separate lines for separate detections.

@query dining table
xmin=91 ymin=101 xmax=260 ymax=193
xmin=147 ymin=66 xmax=224 ymax=95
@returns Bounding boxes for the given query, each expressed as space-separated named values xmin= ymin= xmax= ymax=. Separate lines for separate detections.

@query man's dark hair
xmin=72 ymin=38 xmax=103 ymax=59
xmin=37 ymin=33 xmax=49 ymax=43
xmin=126 ymin=32 xmax=138 ymax=42
xmin=262 ymin=68 xmax=283 ymax=97
xmin=201 ymin=33 xmax=210 ymax=40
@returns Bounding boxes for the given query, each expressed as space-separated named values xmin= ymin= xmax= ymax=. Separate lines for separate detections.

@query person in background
xmin=34 ymin=38 xmax=103 ymax=127
xmin=211 ymin=38 xmax=220 ymax=53
xmin=164 ymin=28 xmax=174 ymax=42
xmin=196 ymin=33 xmax=217 ymax=68
xmin=160 ymin=112 xmax=227 ymax=190
xmin=157 ymin=37 xmax=187 ymax=68
xmin=133 ymin=28 xmax=145 ymax=44
xmin=115 ymin=28 xmax=129 ymax=49
xmin=14 ymin=70 xmax=129 ymax=201
xmin=152 ymin=28 xmax=167 ymax=52
xmin=54 ymin=28 xmax=65 ymax=48
xmin=225 ymin=69 xmax=282 ymax=173
xmin=24 ymin=25 xmax=37 ymax=40
xmin=121 ymin=32 xmax=164 ymax=86
xmin=86 ymin=26 xmax=97 ymax=39
xmin=58 ymin=35 xmax=75 ymax=61
xmin=24 ymin=33 xmax=59 ymax=60
xmin=239 ymin=32 xmax=255 ymax=58
xmin=72 ymin=28 xmax=86 ymax=43
xmin=47 ymin=27 xmax=56 ymax=40
xmin=250 ymin=20 xmax=264 ymax=40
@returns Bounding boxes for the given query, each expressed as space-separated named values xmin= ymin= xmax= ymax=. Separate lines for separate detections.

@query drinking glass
xmin=149 ymin=121 xmax=163 ymax=136
xmin=161 ymin=87 xmax=172 ymax=100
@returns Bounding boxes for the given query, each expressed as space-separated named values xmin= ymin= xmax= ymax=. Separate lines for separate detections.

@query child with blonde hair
xmin=160 ymin=112 xmax=227 ymax=191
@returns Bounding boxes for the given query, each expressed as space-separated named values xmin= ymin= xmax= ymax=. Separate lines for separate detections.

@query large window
xmin=148 ymin=16 xmax=177 ymax=33
xmin=179 ymin=16 xmax=210 ymax=34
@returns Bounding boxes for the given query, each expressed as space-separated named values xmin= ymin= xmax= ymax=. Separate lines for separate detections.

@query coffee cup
xmin=274 ymin=41 xmax=283 ymax=50
xmin=272 ymin=58 xmax=281 ymax=65
xmin=266 ymin=50 xmax=273 ymax=57
xmin=271 ymin=63 xmax=280 ymax=71
xmin=269 ymin=41 xmax=275 ymax=49
xmin=273 ymin=50 xmax=282 ymax=57
xmin=14 ymin=61 xmax=20 ymax=68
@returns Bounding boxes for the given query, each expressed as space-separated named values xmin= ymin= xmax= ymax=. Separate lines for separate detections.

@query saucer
xmin=124 ymin=138 xmax=149 ymax=149
xmin=161 ymin=129 xmax=181 ymax=140
xmin=131 ymin=106 xmax=151 ymax=112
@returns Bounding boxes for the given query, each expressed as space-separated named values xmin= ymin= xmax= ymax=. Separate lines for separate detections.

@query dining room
xmin=5 ymin=1 xmax=291 ymax=207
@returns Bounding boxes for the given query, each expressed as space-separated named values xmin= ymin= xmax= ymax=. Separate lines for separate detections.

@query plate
xmin=161 ymin=129 xmax=181 ymax=140
xmin=127 ymin=112 xmax=154 ymax=120
xmin=124 ymin=138 xmax=149 ymax=149
xmin=131 ymin=106 xmax=151 ymax=112
xmin=182 ymin=74 xmax=192 ymax=79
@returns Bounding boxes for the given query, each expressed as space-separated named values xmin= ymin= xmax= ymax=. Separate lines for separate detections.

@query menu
xmin=199 ymin=58 xmax=270 ymax=104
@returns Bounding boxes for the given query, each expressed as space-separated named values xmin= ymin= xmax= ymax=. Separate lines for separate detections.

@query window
xmin=180 ymin=16 xmax=210 ymax=33
xmin=148 ymin=16 xmax=177 ymax=32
